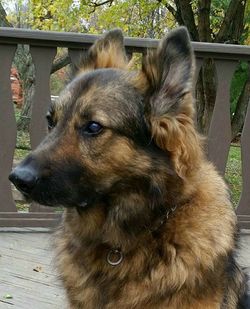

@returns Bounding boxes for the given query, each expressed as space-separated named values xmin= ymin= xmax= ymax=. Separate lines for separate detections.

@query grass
xmin=13 ymin=130 xmax=242 ymax=210
xmin=225 ymin=145 xmax=242 ymax=208
xmin=14 ymin=131 xmax=30 ymax=161
xmin=13 ymin=130 xmax=31 ymax=212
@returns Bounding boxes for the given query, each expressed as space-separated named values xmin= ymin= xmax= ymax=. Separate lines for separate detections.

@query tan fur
xmin=78 ymin=30 xmax=128 ymax=74
xmin=79 ymin=43 xmax=128 ymax=73
xmin=150 ymin=107 xmax=204 ymax=178
xmin=51 ymin=29 xmax=246 ymax=309
xmin=14 ymin=29 xmax=245 ymax=308
xmin=55 ymin=162 xmax=237 ymax=308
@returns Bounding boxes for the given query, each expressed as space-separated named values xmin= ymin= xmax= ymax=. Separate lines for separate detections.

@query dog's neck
xmin=73 ymin=186 xmax=186 ymax=247
xmin=64 ymin=167 xmax=189 ymax=264
xmin=66 ymin=191 xmax=189 ymax=268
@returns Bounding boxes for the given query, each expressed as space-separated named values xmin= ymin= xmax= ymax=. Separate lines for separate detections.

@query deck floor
xmin=0 ymin=228 xmax=249 ymax=309
xmin=0 ymin=228 xmax=66 ymax=309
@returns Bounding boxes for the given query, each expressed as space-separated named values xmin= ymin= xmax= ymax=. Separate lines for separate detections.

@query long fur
xmin=10 ymin=27 xmax=248 ymax=308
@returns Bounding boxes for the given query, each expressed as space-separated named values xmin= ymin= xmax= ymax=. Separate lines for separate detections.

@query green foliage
xmin=14 ymin=106 xmax=22 ymax=122
xmin=4 ymin=0 xmax=31 ymax=27
xmin=8 ymin=0 xmax=173 ymax=37
xmin=225 ymin=145 xmax=242 ymax=208
xmin=30 ymin=0 xmax=72 ymax=31
xmin=210 ymin=0 xmax=230 ymax=34
xmin=50 ymin=69 xmax=68 ymax=95
xmin=230 ymin=62 xmax=249 ymax=115
xmin=31 ymin=0 xmax=87 ymax=31
xmin=5 ymin=0 xmax=250 ymax=42
xmin=16 ymin=130 xmax=31 ymax=150
xmin=81 ymin=0 xmax=172 ymax=38
xmin=243 ymin=0 xmax=250 ymax=44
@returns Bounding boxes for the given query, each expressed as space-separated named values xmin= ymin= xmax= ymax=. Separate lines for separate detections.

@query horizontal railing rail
xmin=0 ymin=27 xmax=250 ymax=59
xmin=0 ymin=27 xmax=250 ymax=228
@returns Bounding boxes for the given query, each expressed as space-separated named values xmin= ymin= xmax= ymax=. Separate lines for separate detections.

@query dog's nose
xmin=9 ymin=166 xmax=39 ymax=195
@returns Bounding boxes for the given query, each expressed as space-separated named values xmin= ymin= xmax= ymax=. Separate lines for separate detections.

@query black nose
xmin=9 ymin=166 xmax=39 ymax=195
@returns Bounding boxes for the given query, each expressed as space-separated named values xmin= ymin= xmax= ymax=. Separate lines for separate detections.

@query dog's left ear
xmin=136 ymin=27 xmax=202 ymax=178
xmin=76 ymin=29 xmax=128 ymax=74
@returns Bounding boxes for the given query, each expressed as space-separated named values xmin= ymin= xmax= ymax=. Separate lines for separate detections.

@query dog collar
xmin=106 ymin=205 xmax=178 ymax=267
xmin=149 ymin=205 xmax=177 ymax=233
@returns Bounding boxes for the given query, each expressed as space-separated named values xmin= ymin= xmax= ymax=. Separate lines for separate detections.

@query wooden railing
xmin=0 ymin=27 xmax=250 ymax=228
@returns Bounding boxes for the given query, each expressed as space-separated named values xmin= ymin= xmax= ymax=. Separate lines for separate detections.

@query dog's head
xmin=9 ymin=28 xmax=201 ymax=210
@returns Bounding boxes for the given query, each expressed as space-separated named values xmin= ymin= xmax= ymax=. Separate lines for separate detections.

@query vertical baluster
xmin=207 ymin=59 xmax=238 ymax=175
xmin=237 ymin=64 xmax=250 ymax=223
xmin=29 ymin=46 xmax=57 ymax=212
xmin=29 ymin=46 xmax=57 ymax=148
xmin=0 ymin=44 xmax=17 ymax=212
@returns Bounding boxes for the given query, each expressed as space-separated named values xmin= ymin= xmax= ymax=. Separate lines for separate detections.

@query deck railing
xmin=0 ymin=27 xmax=250 ymax=228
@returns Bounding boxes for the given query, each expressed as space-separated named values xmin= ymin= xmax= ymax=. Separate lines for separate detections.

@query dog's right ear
xmin=75 ymin=29 xmax=128 ymax=74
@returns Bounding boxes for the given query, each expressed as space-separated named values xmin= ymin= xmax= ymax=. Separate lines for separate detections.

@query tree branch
xmin=51 ymin=54 xmax=71 ymax=74
xmin=176 ymin=0 xmax=199 ymax=41
xmin=198 ymin=0 xmax=211 ymax=42
xmin=89 ymin=0 xmax=114 ymax=13
xmin=90 ymin=0 xmax=113 ymax=6
xmin=215 ymin=0 xmax=242 ymax=43
xmin=157 ymin=0 xmax=184 ymax=26
xmin=0 ymin=3 xmax=13 ymax=27
xmin=167 ymin=2 xmax=184 ymax=25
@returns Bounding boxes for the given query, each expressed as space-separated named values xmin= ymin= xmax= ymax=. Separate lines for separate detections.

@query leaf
xmin=33 ymin=265 xmax=43 ymax=272
xmin=3 ymin=294 xmax=13 ymax=299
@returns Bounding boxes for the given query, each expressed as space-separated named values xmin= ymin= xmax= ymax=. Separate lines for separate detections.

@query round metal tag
xmin=107 ymin=249 xmax=123 ymax=266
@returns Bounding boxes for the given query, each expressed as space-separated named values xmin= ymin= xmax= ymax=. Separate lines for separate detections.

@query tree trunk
xmin=16 ymin=46 xmax=69 ymax=131
xmin=15 ymin=46 xmax=35 ymax=132
xmin=231 ymin=64 xmax=250 ymax=140
xmin=195 ymin=70 xmax=206 ymax=132
xmin=215 ymin=0 xmax=242 ymax=43
xmin=201 ymin=59 xmax=217 ymax=135
xmin=177 ymin=0 xmax=199 ymax=41
xmin=197 ymin=0 xmax=211 ymax=42
xmin=174 ymin=0 xmax=247 ymax=136
xmin=17 ymin=81 xmax=35 ymax=131
xmin=229 ymin=0 xmax=246 ymax=44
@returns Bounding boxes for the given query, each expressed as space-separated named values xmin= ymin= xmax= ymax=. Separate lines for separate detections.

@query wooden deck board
xmin=0 ymin=230 xmax=66 ymax=309
xmin=0 ymin=229 xmax=249 ymax=308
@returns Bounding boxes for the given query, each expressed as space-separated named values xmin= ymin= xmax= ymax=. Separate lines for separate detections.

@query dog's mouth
xmin=28 ymin=187 xmax=92 ymax=208
xmin=8 ymin=155 xmax=96 ymax=208
xmin=9 ymin=169 xmax=97 ymax=209
xmin=18 ymin=188 xmax=90 ymax=208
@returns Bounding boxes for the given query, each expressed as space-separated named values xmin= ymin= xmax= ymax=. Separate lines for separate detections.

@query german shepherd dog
xmin=9 ymin=27 xmax=249 ymax=308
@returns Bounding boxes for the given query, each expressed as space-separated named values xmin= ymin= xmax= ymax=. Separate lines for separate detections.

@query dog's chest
xmin=56 ymin=234 xmax=164 ymax=307
xmin=56 ymin=239 xmax=223 ymax=309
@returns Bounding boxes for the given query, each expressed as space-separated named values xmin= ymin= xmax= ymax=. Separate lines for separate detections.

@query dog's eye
xmin=82 ymin=121 xmax=103 ymax=136
xmin=46 ymin=114 xmax=55 ymax=130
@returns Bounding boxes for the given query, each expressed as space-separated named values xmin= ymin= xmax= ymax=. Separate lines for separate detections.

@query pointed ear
xmin=142 ymin=27 xmax=195 ymax=116
xmin=76 ymin=29 xmax=128 ymax=74
xmin=136 ymin=27 xmax=202 ymax=178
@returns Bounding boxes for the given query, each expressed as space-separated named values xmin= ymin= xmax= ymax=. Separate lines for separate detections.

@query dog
xmin=9 ymin=27 xmax=249 ymax=308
